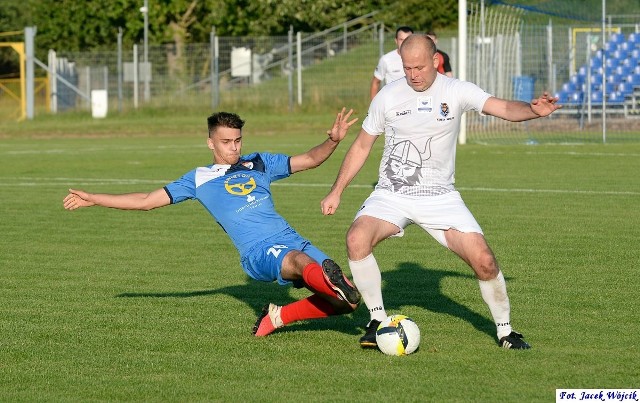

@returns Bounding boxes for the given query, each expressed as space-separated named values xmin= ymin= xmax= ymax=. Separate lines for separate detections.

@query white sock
xmin=478 ymin=271 xmax=512 ymax=339
xmin=349 ymin=254 xmax=387 ymax=322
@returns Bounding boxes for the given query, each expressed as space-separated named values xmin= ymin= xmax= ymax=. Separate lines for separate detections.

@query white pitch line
xmin=0 ymin=177 xmax=638 ymax=196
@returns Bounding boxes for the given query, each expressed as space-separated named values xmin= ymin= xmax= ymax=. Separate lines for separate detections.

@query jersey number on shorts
xmin=267 ymin=244 xmax=289 ymax=259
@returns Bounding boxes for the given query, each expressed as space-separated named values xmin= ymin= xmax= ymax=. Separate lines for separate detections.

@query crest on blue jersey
xmin=224 ymin=174 xmax=256 ymax=195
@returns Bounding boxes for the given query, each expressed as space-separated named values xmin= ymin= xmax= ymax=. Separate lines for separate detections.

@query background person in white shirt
xmin=369 ymin=26 xmax=414 ymax=100
xmin=322 ymin=34 xmax=561 ymax=350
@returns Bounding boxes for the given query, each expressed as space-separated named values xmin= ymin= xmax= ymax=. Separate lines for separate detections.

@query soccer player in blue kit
xmin=63 ymin=108 xmax=361 ymax=337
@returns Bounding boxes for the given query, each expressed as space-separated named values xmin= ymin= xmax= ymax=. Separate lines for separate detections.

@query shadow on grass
xmin=381 ymin=262 xmax=496 ymax=340
xmin=116 ymin=278 xmax=362 ymax=336
xmin=116 ymin=261 xmax=496 ymax=339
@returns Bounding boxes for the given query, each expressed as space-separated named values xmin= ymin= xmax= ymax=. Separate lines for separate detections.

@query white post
xmin=142 ymin=0 xmax=150 ymax=102
xmin=297 ymin=31 xmax=302 ymax=105
xmin=117 ymin=27 xmax=123 ymax=113
xmin=602 ymin=0 xmax=607 ymax=143
xmin=85 ymin=66 xmax=91 ymax=110
xmin=586 ymin=36 xmax=592 ymax=123
xmin=458 ymin=0 xmax=468 ymax=145
xmin=210 ymin=26 xmax=217 ymax=109
xmin=25 ymin=27 xmax=36 ymax=120
xmin=379 ymin=23 xmax=385 ymax=59
xmin=133 ymin=44 xmax=139 ymax=109
xmin=48 ymin=49 xmax=57 ymax=113
xmin=547 ymin=20 xmax=553 ymax=93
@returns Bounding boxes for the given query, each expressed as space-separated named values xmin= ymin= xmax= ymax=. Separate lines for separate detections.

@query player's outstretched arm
xmin=321 ymin=129 xmax=377 ymax=216
xmin=289 ymin=107 xmax=358 ymax=173
xmin=63 ymin=188 xmax=170 ymax=211
xmin=483 ymin=92 xmax=562 ymax=122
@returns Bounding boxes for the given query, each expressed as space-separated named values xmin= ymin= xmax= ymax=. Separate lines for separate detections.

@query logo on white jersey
xmin=440 ymin=103 xmax=450 ymax=117
xmin=417 ymin=96 xmax=433 ymax=113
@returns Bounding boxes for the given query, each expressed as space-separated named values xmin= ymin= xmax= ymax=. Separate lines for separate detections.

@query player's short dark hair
xmin=426 ymin=30 xmax=438 ymax=38
xmin=207 ymin=112 xmax=245 ymax=137
xmin=396 ymin=26 xmax=414 ymax=38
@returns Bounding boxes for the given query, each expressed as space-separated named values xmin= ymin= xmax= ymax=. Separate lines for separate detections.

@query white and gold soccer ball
xmin=375 ymin=314 xmax=421 ymax=356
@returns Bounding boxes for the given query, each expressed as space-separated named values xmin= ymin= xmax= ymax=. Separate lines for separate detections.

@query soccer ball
xmin=375 ymin=314 xmax=421 ymax=356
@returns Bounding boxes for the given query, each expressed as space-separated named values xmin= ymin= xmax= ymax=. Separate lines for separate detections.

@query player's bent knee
xmin=473 ymin=255 xmax=500 ymax=280
xmin=346 ymin=228 xmax=374 ymax=257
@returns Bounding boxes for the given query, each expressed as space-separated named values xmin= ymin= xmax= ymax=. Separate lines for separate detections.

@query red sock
xmin=280 ymin=294 xmax=336 ymax=325
xmin=301 ymin=262 xmax=339 ymax=299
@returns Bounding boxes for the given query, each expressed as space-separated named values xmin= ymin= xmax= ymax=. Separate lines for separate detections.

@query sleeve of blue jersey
xmin=259 ymin=152 xmax=291 ymax=182
xmin=164 ymin=170 xmax=197 ymax=204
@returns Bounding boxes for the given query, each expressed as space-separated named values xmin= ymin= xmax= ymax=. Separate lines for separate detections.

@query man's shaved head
xmin=400 ymin=34 xmax=437 ymax=58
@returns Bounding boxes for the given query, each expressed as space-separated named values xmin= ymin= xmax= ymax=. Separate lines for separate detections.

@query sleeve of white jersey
xmin=456 ymin=80 xmax=493 ymax=113
xmin=361 ymin=93 xmax=386 ymax=136
xmin=373 ymin=57 xmax=386 ymax=81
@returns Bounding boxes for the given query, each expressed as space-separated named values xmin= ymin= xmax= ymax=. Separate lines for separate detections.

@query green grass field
xmin=1 ymin=112 xmax=639 ymax=401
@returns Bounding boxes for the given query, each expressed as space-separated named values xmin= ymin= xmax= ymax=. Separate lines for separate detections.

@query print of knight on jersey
xmin=383 ymin=136 xmax=433 ymax=191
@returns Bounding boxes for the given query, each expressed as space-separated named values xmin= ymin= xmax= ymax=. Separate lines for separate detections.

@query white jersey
xmin=362 ymin=74 xmax=492 ymax=196
xmin=373 ymin=49 xmax=405 ymax=84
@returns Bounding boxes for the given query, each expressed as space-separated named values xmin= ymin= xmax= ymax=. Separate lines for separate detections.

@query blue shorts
xmin=240 ymin=227 xmax=330 ymax=286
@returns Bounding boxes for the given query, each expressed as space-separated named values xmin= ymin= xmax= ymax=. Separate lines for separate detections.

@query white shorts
xmin=354 ymin=189 xmax=483 ymax=247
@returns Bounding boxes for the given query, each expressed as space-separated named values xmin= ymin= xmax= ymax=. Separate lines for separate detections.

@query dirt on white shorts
xmin=354 ymin=189 xmax=483 ymax=248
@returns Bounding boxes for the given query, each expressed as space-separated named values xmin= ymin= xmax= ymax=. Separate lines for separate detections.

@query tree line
xmin=0 ymin=0 xmax=458 ymax=76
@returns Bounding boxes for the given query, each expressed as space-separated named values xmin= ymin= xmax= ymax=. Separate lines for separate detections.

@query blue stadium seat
xmin=578 ymin=66 xmax=588 ymax=77
xmin=568 ymin=91 xmax=583 ymax=105
xmin=604 ymin=57 xmax=617 ymax=69
xmin=629 ymin=32 xmax=640 ymax=46
xmin=613 ymin=49 xmax=627 ymax=60
xmin=554 ymin=91 xmax=569 ymax=104
xmin=606 ymin=73 xmax=623 ymax=84
xmin=604 ymin=82 xmax=616 ymax=93
xmin=570 ymin=74 xmax=584 ymax=86
xmin=623 ymin=57 xmax=639 ymax=68
xmin=631 ymin=49 xmax=640 ymax=60
xmin=604 ymin=41 xmax=616 ymax=53
xmin=618 ymin=82 xmax=634 ymax=95
xmin=608 ymin=91 xmax=625 ymax=104
xmin=589 ymin=74 xmax=603 ymax=86
xmin=590 ymin=91 xmax=603 ymax=104
xmin=615 ymin=65 xmax=632 ymax=76
xmin=635 ymin=65 xmax=640 ymax=75
xmin=626 ymin=74 xmax=640 ymax=87
xmin=610 ymin=33 xmax=625 ymax=44
xmin=582 ymin=79 xmax=601 ymax=92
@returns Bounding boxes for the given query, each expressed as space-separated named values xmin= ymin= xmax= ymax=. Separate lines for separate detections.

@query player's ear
xmin=207 ymin=137 xmax=215 ymax=150
xmin=433 ymin=54 xmax=439 ymax=69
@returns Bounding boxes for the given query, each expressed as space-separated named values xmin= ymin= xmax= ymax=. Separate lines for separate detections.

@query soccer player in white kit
xmin=369 ymin=26 xmax=414 ymax=100
xmin=322 ymin=34 xmax=561 ymax=349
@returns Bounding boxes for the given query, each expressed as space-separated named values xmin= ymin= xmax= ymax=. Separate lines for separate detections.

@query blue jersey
xmin=164 ymin=152 xmax=294 ymax=257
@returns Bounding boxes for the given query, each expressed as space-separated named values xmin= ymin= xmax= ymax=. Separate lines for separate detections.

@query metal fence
xmin=25 ymin=5 xmax=640 ymax=142
xmin=52 ymin=12 xmax=381 ymax=115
